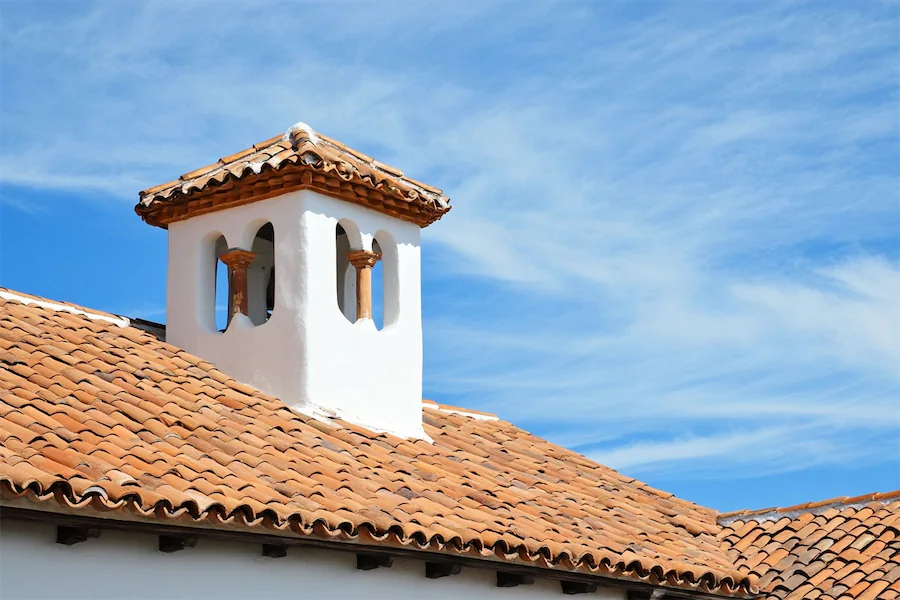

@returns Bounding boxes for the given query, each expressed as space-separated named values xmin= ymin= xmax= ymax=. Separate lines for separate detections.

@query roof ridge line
xmin=422 ymin=399 xmax=499 ymax=421
xmin=0 ymin=289 xmax=130 ymax=328
xmin=717 ymin=489 xmax=900 ymax=525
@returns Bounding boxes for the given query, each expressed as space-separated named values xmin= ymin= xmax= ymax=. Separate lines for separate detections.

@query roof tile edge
xmin=135 ymin=122 xmax=451 ymax=229
xmin=0 ymin=286 xmax=758 ymax=598
xmin=0 ymin=479 xmax=756 ymax=598
xmin=0 ymin=289 xmax=130 ymax=328
xmin=717 ymin=489 xmax=900 ymax=525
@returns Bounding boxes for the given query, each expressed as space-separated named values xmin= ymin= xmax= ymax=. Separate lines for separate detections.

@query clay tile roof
xmin=0 ymin=288 xmax=756 ymax=597
xmin=718 ymin=492 xmax=900 ymax=600
xmin=135 ymin=123 xmax=451 ymax=229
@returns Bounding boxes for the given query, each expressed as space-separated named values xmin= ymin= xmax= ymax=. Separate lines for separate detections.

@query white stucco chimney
xmin=138 ymin=123 xmax=450 ymax=439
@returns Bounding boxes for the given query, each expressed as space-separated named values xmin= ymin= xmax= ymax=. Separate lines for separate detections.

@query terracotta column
xmin=219 ymin=249 xmax=257 ymax=320
xmin=347 ymin=250 xmax=382 ymax=321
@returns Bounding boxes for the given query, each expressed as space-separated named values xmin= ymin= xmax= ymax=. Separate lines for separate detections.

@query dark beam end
xmin=356 ymin=553 xmax=393 ymax=570
xmin=425 ymin=562 xmax=462 ymax=579
xmin=158 ymin=535 xmax=196 ymax=553
xmin=262 ymin=544 xmax=288 ymax=558
xmin=563 ymin=581 xmax=599 ymax=594
xmin=497 ymin=572 xmax=535 ymax=587
xmin=56 ymin=525 xmax=100 ymax=546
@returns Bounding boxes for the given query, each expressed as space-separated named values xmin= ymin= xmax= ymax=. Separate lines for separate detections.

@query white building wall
xmin=0 ymin=520 xmax=623 ymax=600
xmin=165 ymin=189 xmax=425 ymax=439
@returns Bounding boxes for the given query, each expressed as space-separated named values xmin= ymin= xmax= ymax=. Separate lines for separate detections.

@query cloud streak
xmin=2 ymin=1 xmax=897 ymax=488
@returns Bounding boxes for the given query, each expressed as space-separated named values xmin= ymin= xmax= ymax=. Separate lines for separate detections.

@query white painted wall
xmin=0 ymin=520 xmax=624 ymax=600
xmin=166 ymin=190 xmax=425 ymax=439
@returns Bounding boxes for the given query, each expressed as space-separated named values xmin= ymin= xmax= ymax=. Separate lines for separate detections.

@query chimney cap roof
xmin=135 ymin=122 xmax=450 ymax=229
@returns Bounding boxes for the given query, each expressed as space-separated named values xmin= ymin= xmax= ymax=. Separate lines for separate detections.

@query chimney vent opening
xmin=211 ymin=222 xmax=275 ymax=332
xmin=335 ymin=222 xmax=356 ymax=323
xmin=214 ymin=235 xmax=229 ymax=332
xmin=371 ymin=239 xmax=384 ymax=330
xmin=248 ymin=222 xmax=275 ymax=326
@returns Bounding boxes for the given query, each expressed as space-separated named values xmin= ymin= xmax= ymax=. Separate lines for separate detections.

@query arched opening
xmin=214 ymin=235 xmax=229 ymax=332
xmin=374 ymin=230 xmax=399 ymax=329
xmin=247 ymin=222 xmax=275 ymax=326
xmin=211 ymin=224 xmax=274 ymax=332
xmin=335 ymin=223 xmax=356 ymax=323
xmin=371 ymin=239 xmax=384 ymax=330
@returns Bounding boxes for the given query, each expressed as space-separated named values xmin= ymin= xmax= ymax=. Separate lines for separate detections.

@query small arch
xmin=374 ymin=230 xmax=399 ymax=329
xmin=197 ymin=231 xmax=227 ymax=333
xmin=213 ymin=235 xmax=229 ymax=332
xmin=208 ymin=224 xmax=274 ymax=332
xmin=336 ymin=218 xmax=363 ymax=250
xmin=335 ymin=221 xmax=357 ymax=323
xmin=247 ymin=222 xmax=275 ymax=326
xmin=371 ymin=239 xmax=384 ymax=330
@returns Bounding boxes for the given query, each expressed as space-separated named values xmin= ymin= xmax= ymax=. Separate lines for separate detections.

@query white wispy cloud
xmin=1 ymin=1 xmax=897 ymax=484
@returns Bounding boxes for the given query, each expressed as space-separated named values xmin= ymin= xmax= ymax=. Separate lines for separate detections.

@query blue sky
xmin=1 ymin=1 xmax=898 ymax=512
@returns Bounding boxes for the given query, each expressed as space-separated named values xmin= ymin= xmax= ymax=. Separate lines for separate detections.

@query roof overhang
xmin=0 ymin=497 xmax=759 ymax=600
xmin=135 ymin=124 xmax=451 ymax=229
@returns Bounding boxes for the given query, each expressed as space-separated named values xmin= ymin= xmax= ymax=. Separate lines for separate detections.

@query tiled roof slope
xmin=718 ymin=492 xmax=900 ymax=600
xmin=135 ymin=123 xmax=451 ymax=228
xmin=0 ymin=289 xmax=754 ymax=596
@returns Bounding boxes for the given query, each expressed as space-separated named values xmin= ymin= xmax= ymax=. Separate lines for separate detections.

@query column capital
xmin=347 ymin=250 xmax=381 ymax=321
xmin=347 ymin=249 xmax=382 ymax=269
xmin=218 ymin=249 xmax=257 ymax=270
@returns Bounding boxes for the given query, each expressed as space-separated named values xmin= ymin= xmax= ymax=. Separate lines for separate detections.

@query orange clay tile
xmin=0 ymin=288 xmax=755 ymax=596
xmin=135 ymin=126 xmax=451 ymax=229
xmin=718 ymin=492 xmax=900 ymax=600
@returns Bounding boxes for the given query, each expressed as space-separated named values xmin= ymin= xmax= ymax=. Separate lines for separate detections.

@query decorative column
xmin=347 ymin=250 xmax=382 ymax=321
xmin=219 ymin=249 xmax=257 ymax=321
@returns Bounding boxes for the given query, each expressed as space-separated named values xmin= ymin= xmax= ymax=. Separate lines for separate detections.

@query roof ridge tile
xmin=719 ymin=492 xmax=899 ymax=600
xmin=135 ymin=123 xmax=450 ymax=229
xmin=719 ymin=491 xmax=900 ymax=525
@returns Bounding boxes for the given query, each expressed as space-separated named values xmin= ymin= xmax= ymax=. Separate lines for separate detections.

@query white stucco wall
xmin=0 ymin=520 xmax=623 ymax=600
xmin=165 ymin=189 xmax=425 ymax=439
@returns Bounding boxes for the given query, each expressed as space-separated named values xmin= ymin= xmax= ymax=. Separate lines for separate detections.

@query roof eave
xmin=135 ymin=160 xmax=451 ymax=230
xmin=0 ymin=497 xmax=759 ymax=600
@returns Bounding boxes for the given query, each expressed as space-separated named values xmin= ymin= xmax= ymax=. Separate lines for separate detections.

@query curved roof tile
xmin=718 ymin=493 xmax=900 ymax=600
xmin=135 ymin=123 xmax=451 ymax=228
xmin=0 ymin=289 xmax=754 ymax=596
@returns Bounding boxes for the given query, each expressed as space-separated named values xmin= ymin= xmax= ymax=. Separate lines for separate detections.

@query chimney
xmin=135 ymin=123 xmax=450 ymax=439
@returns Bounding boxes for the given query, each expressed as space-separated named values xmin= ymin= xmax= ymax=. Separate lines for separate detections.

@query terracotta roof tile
xmin=135 ymin=124 xmax=451 ymax=228
xmin=0 ymin=288 xmax=754 ymax=596
xmin=719 ymin=493 xmax=900 ymax=600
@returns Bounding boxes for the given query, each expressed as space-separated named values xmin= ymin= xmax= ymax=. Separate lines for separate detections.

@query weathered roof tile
xmin=0 ymin=287 xmax=753 ymax=596
xmin=135 ymin=124 xmax=450 ymax=228
xmin=719 ymin=493 xmax=900 ymax=600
